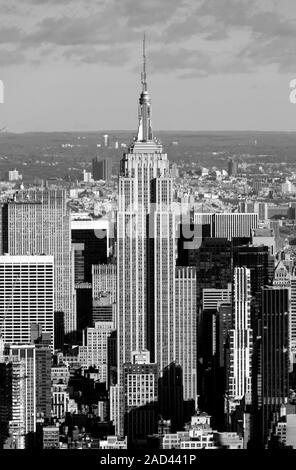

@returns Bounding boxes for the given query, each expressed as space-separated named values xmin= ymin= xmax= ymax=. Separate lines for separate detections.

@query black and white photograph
xmin=1 ymin=0 xmax=296 ymax=461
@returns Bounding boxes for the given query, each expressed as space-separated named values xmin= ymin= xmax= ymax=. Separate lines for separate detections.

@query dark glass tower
xmin=259 ymin=287 xmax=289 ymax=447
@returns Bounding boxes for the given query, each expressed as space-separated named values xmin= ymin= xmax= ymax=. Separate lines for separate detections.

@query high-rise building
xmin=233 ymin=245 xmax=271 ymax=330
xmin=214 ymin=213 xmax=258 ymax=240
xmin=149 ymin=178 xmax=176 ymax=370
xmin=31 ymin=325 xmax=52 ymax=421
xmin=259 ymin=287 xmax=290 ymax=446
xmin=175 ymin=267 xmax=197 ymax=401
xmin=191 ymin=238 xmax=233 ymax=305
xmin=228 ymin=158 xmax=238 ymax=177
xmin=193 ymin=212 xmax=257 ymax=241
xmin=227 ymin=268 xmax=253 ymax=407
xmin=0 ymin=255 xmax=54 ymax=350
xmin=2 ymin=189 xmax=75 ymax=334
xmin=92 ymin=264 xmax=116 ymax=303
xmin=92 ymin=156 xmax=112 ymax=181
xmin=92 ymin=293 xmax=114 ymax=324
xmin=110 ymin=384 xmax=124 ymax=437
xmin=4 ymin=344 xmax=36 ymax=449
xmin=117 ymin=38 xmax=175 ymax=380
xmin=71 ymin=219 xmax=109 ymax=283
xmin=0 ymin=352 xmax=13 ymax=448
xmin=103 ymin=134 xmax=109 ymax=147
xmin=290 ymin=276 xmax=296 ymax=354
xmin=75 ymin=282 xmax=92 ymax=343
xmin=79 ymin=321 xmax=115 ymax=384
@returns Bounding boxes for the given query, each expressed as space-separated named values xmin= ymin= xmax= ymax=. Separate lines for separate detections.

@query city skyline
xmin=1 ymin=0 xmax=296 ymax=132
xmin=2 ymin=0 xmax=296 ymax=454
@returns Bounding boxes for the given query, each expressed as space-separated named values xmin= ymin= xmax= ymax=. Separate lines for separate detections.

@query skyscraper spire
xmin=141 ymin=33 xmax=147 ymax=93
xmin=136 ymin=33 xmax=153 ymax=143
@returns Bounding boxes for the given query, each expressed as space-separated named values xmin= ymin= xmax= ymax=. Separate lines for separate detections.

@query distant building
xmin=92 ymin=157 xmax=112 ymax=181
xmin=8 ymin=170 xmax=22 ymax=182
xmin=282 ymin=179 xmax=296 ymax=195
xmin=103 ymin=134 xmax=109 ymax=148
xmin=82 ymin=169 xmax=93 ymax=183
xmin=228 ymin=158 xmax=238 ymax=177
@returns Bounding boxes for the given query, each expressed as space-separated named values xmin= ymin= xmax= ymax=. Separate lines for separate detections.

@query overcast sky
xmin=1 ymin=0 xmax=296 ymax=132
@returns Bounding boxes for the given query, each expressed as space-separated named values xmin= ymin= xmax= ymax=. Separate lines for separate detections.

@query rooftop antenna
xmin=141 ymin=32 xmax=147 ymax=92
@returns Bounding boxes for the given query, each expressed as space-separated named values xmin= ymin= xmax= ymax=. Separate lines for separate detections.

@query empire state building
xmin=117 ymin=38 xmax=176 ymax=380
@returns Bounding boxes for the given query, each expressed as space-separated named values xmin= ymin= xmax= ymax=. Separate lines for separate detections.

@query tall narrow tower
xmin=117 ymin=37 xmax=175 ymax=381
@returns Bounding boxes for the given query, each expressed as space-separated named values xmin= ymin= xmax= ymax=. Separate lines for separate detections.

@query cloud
xmin=116 ymin=0 xmax=182 ymax=27
xmin=63 ymin=45 xmax=129 ymax=65
xmin=0 ymin=0 xmax=296 ymax=75
xmin=149 ymin=47 xmax=254 ymax=77
xmin=0 ymin=26 xmax=23 ymax=43
xmin=0 ymin=48 xmax=26 ymax=66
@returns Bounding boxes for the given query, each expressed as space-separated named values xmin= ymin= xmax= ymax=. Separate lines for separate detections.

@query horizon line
xmin=2 ymin=129 xmax=296 ymax=135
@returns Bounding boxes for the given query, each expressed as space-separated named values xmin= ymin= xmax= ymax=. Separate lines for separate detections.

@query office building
xmin=80 ymin=321 xmax=115 ymax=384
xmin=75 ymin=282 xmax=92 ymax=342
xmin=193 ymin=212 xmax=258 ymax=240
xmin=43 ymin=426 xmax=60 ymax=449
xmin=92 ymin=264 xmax=116 ymax=303
xmin=71 ymin=219 xmax=109 ymax=283
xmin=110 ymin=384 xmax=124 ymax=437
xmin=0 ymin=255 xmax=54 ymax=350
xmin=4 ymin=345 xmax=36 ymax=449
xmin=233 ymin=245 xmax=271 ymax=330
xmin=99 ymin=436 xmax=127 ymax=449
xmin=290 ymin=277 xmax=296 ymax=354
xmin=192 ymin=238 xmax=233 ymax=305
xmin=214 ymin=213 xmax=258 ymax=240
xmin=92 ymin=157 xmax=112 ymax=181
xmin=202 ymin=286 xmax=232 ymax=311
xmin=228 ymin=158 xmax=238 ymax=177
xmin=31 ymin=326 xmax=52 ymax=420
xmin=227 ymin=268 xmax=253 ymax=406
xmin=259 ymin=287 xmax=290 ymax=446
xmin=2 ymin=189 xmax=75 ymax=334
xmin=117 ymin=39 xmax=175 ymax=381
xmin=123 ymin=351 xmax=158 ymax=444
xmin=175 ymin=267 xmax=197 ymax=401
xmin=92 ymin=293 xmax=114 ymax=324
xmin=103 ymin=134 xmax=109 ymax=147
